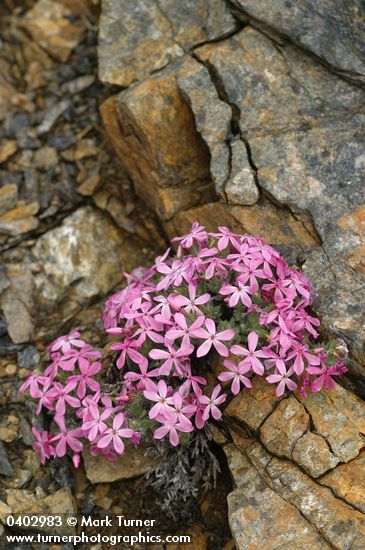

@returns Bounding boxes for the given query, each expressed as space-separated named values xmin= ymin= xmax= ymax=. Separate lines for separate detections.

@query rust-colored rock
xmin=292 ymin=431 xmax=339 ymax=478
xmin=225 ymin=444 xmax=331 ymax=549
xmin=22 ymin=0 xmax=84 ymax=62
xmin=320 ymin=451 xmax=365 ymax=513
xmin=225 ymin=376 xmax=280 ymax=431
xmin=259 ymin=397 xmax=309 ymax=458
xmin=246 ymin=442 xmax=365 ymax=549
xmin=101 ymin=66 xmax=214 ymax=220
xmin=297 ymin=383 xmax=365 ymax=463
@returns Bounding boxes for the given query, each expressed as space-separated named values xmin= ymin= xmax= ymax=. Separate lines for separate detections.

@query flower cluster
xmin=20 ymin=223 xmax=348 ymax=465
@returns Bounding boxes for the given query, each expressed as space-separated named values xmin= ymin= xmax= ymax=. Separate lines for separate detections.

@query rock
xmin=101 ymin=66 xmax=214 ymax=220
xmin=164 ymin=201 xmax=318 ymax=260
xmin=0 ymin=184 xmax=18 ymax=216
xmin=98 ymin=0 xmax=236 ymax=86
xmin=224 ymin=140 xmax=259 ymax=205
xmin=0 ymin=202 xmax=39 ymax=222
xmin=259 ymin=397 xmax=309 ymax=458
xmin=176 ymin=57 xmax=232 ymax=196
xmin=292 ymin=432 xmax=340 ymax=478
xmin=0 ymin=140 xmax=17 ymax=164
xmin=83 ymin=445 xmax=156 ymax=483
xmin=245 ymin=442 xmax=365 ymax=549
xmin=33 ymin=146 xmax=58 ymax=169
xmin=194 ymin=26 xmax=365 ymax=382
xmin=6 ymin=488 xmax=75 ymax=534
xmin=320 ymin=452 xmax=365 ymax=513
xmin=1 ymin=292 xmax=34 ymax=343
xmin=31 ymin=206 xmax=142 ymax=316
xmin=177 ymin=59 xmax=258 ymax=204
xmin=22 ymin=0 xmax=84 ymax=62
xmin=36 ymin=100 xmax=70 ymax=136
xmin=297 ymin=383 xmax=365 ymax=463
xmin=1 ymin=260 xmax=35 ymax=344
xmin=225 ymin=444 xmax=331 ymax=549
xmin=17 ymin=346 xmax=40 ymax=370
xmin=231 ymin=0 xmax=365 ymax=85
xmin=0 ymin=415 xmax=19 ymax=443
xmin=225 ymin=376 xmax=280 ymax=431
xmin=0 ymin=441 xmax=14 ymax=477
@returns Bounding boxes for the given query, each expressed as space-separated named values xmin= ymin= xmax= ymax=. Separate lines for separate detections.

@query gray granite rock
xmin=231 ymin=0 xmax=365 ymax=85
xmin=98 ymin=0 xmax=236 ymax=86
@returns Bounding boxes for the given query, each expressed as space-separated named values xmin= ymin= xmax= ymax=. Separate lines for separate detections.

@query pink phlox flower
xmin=82 ymin=403 xmax=111 ymax=441
xmin=32 ymin=378 xmax=54 ymax=415
xmin=153 ymin=415 xmax=193 ymax=446
xmin=124 ymin=362 xmax=161 ymax=390
xmin=49 ymin=329 xmax=84 ymax=354
xmin=212 ymin=226 xmax=239 ymax=251
xmin=291 ymin=309 xmax=320 ymax=338
xmin=231 ymin=331 xmax=266 ymax=375
xmin=44 ymin=352 xmax=64 ymax=378
xmin=262 ymin=276 xmax=296 ymax=304
xmin=287 ymin=343 xmax=320 ymax=375
xmin=132 ymin=317 xmax=164 ymax=346
xmin=195 ymin=318 xmax=235 ymax=358
xmin=149 ymin=344 xmax=192 ymax=376
xmin=173 ymin=283 xmax=210 ymax=315
xmin=203 ymin=255 xmax=229 ymax=280
xmin=19 ymin=373 xmax=47 ymax=398
xmin=60 ymin=344 xmax=101 ymax=371
xmin=234 ymin=257 xmax=265 ymax=288
xmin=227 ymin=242 xmax=250 ymax=265
xmin=68 ymin=360 xmax=101 ymax=399
xmin=219 ymin=359 xmax=252 ymax=394
xmin=287 ymin=269 xmax=311 ymax=303
xmin=179 ymin=370 xmax=206 ymax=397
xmin=165 ymin=312 xmax=205 ymax=353
xmin=52 ymin=416 xmax=83 ymax=457
xmin=246 ymin=238 xmax=277 ymax=263
xmin=32 ymin=427 xmax=54 ymax=464
xmin=266 ymin=360 xmax=297 ymax=396
xmin=220 ymin=281 xmax=253 ymax=308
xmin=143 ymin=380 xmax=174 ymax=419
xmin=270 ymin=314 xmax=297 ymax=351
xmin=306 ymin=364 xmax=339 ymax=392
xmin=172 ymin=221 xmax=208 ymax=255
xmin=169 ymin=392 xmax=196 ymax=430
xmin=111 ymin=338 xmax=148 ymax=370
xmin=154 ymin=247 xmax=171 ymax=270
xmin=46 ymin=380 xmax=80 ymax=417
xmin=199 ymin=384 xmax=226 ymax=421
xmin=156 ymin=259 xmax=189 ymax=291
xmin=150 ymin=294 xmax=178 ymax=320
xmin=97 ymin=412 xmax=133 ymax=454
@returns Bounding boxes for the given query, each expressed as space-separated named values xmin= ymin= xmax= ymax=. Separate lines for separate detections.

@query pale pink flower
xmin=219 ymin=360 xmax=252 ymax=394
xmin=231 ymin=332 xmax=266 ymax=375
xmin=266 ymin=361 xmax=297 ymax=396
xmin=199 ymin=384 xmax=226 ymax=421
xmin=32 ymin=428 xmax=54 ymax=464
xmin=220 ymin=281 xmax=253 ymax=308
xmin=97 ymin=413 xmax=133 ymax=454
xmin=196 ymin=319 xmax=235 ymax=357
xmin=143 ymin=380 xmax=174 ymax=419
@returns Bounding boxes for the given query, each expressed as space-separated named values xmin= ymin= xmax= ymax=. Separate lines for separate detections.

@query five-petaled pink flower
xmin=143 ymin=380 xmax=174 ymax=419
xmin=97 ymin=413 xmax=134 ymax=454
xmin=266 ymin=361 xmax=297 ymax=396
xmin=196 ymin=319 xmax=235 ymax=357
xmin=199 ymin=384 xmax=227 ymax=421
xmin=231 ymin=332 xmax=266 ymax=375
xmin=219 ymin=360 xmax=252 ymax=394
